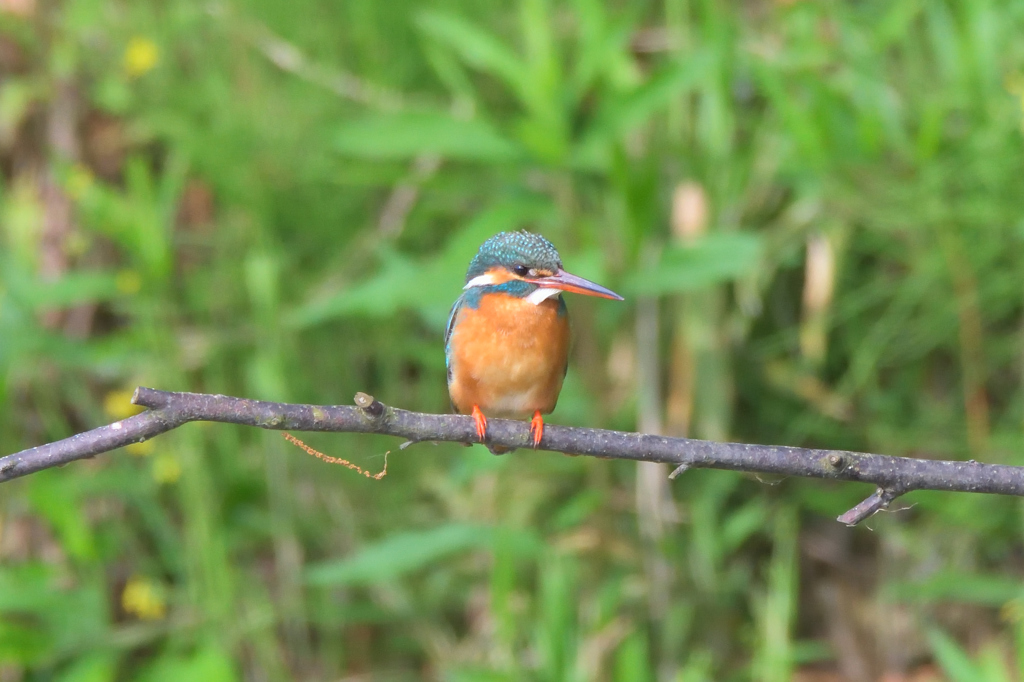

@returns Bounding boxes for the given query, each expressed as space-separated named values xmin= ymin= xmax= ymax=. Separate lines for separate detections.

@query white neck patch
xmin=525 ymin=287 xmax=562 ymax=305
xmin=463 ymin=273 xmax=561 ymax=306
xmin=463 ymin=273 xmax=498 ymax=289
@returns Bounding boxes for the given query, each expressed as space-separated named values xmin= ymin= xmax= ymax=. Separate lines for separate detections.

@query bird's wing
xmin=444 ymin=293 xmax=465 ymax=385
xmin=559 ymin=296 xmax=569 ymax=378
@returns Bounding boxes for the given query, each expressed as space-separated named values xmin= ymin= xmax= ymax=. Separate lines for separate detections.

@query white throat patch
xmin=525 ymin=287 xmax=562 ymax=305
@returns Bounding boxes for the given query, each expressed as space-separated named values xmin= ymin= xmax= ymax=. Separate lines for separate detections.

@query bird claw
xmin=471 ymin=405 xmax=488 ymax=442
xmin=530 ymin=411 xmax=544 ymax=448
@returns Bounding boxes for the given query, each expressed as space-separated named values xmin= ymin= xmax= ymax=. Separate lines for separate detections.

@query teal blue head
xmin=462 ymin=231 xmax=623 ymax=302
xmin=467 ymin=231 xmax=561 ymax=281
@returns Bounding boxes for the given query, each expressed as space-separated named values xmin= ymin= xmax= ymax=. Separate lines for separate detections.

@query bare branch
xmin=250 ymin=24 xmax=405 ymax=110
xmin=2 ymin=388 xmax=1023 ymax=526
xmin=836 ymin=487 xmax=907 ymax=526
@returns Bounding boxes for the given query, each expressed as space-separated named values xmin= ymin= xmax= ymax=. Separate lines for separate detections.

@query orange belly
xmin=448 ymin=293 xmax=570 ymax=419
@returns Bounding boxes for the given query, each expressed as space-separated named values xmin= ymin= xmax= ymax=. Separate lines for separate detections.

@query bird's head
xmin=464 ymin=231 xmax=623 ymax=304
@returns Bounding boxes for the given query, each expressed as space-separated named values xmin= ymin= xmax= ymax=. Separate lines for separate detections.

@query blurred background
xmin=1 ymin=0 xmax=1024 ymax=680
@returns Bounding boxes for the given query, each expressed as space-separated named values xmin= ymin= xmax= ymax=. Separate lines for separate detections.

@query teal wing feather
xmin=444 ymin=294 xmax=465 ymax=387
xmin=444 ymin=294 xmax=469 ymax=415
xmin=445 ymin=288 xmax=484 ymax=386
xmin=559 ymin=296 xmax=569 ymax=379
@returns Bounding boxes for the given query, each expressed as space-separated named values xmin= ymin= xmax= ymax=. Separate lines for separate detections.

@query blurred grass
xmin=0 ymin=0 xmax=1023 ymax=679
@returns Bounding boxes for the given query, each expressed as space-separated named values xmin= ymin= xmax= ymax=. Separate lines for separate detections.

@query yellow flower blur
xmin=152 ymin=453 xmax=181 ymax=484
xmin=124 ymin=37 xmax=159 ymax=78
xmin=115 ymin=270 xmax=143 ymax=295
xmin=122 ymin=576 xmax=166 ymax=620
xmin=127 ymin=440 xmax=155 ymax=457
xmin=66 ymin=164 xmax=94 ymax=200
xmin=103 ymin=389 xmax=144 ymax=420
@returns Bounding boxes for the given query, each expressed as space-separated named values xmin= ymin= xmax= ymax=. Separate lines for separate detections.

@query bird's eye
xmin=513 ymin=265 xmax=529 ymax=277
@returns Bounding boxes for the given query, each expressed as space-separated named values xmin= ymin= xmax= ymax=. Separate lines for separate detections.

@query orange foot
xmin=471 ymin=405 xmax=488 ymax=442
xmin=530 ymin=410 xmax=544 ymax=448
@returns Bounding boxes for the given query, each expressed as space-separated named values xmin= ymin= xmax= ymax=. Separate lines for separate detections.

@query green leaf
xmin=0 ymin=564 xmax=109 ymax=664
xmin=290 ymin=249 xmax=423 ymax=326
xmin=536 ymin=554 xmax=576 ymax=678
xmin=28 ymin=469 xmax=97 ymax=561
xmin=417 ymin=11 xmax=529 ymax=102
xmin=567 ymin=8 xmax=635 ymax=106
xmin=874 ymin=0 xmax=924 ymax=49
xmin=884 ymin=571 xmax=1024 ymax=606
xmin=518 ymin=0 xmax=562 ymax=115
xmin=0 ymin=79 xmax=40 ymax=135
xmin=136 ymin=646 xmax=237 ymax=682
xmin=575 ymin=52 xmax=710 ymax=167
xmin=0 ymin=619 xmax=50 ymax=665
xmin=10 ymin=271 xmax=122 ymax=310
xmin=614 ymin=631 xmax=653 ymax=682
xmin=753 ymin=65 xmax=827 ymax=169
xmin=591 ymin=52 xmax=710 ymax=141
xmin=288 ymin=196 xmax=555 ymax=328
xmin=975 ymin=646 xmax=1013 ymax=682
xmin=56 ymin=652 xmax=119 ymax=682
xmin=720 ymin=499 xmax=769 ymax=554
xmin=625 ymin=232 xmax=762 ymax=296
xmin=927 ymin=629 xmax=983 ymax=682
xmin=306 ymin=523 xmax=494 ymax=586
xmin=335 ymin=111 xmax=521 ymax=162
xmin=0 ymin=563 xmax=62 ymax=612
xmin=448 ymin=671 xmax=519 ymax=682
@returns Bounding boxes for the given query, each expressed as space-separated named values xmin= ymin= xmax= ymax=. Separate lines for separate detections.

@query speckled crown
xmin=466 ymin=231 xmax=563 ymax=281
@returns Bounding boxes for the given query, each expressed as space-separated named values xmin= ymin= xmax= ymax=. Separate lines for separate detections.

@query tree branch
xmin=2 ymin=387 xmax=1022 ymax=526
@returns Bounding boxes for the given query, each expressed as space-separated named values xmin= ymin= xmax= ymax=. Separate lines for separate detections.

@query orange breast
xmin=448 ymin=293 xmax=570 ymax=419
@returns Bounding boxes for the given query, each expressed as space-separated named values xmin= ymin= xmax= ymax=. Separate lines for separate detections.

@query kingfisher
xmin=445 ymin=231 xmax=623 ymax=452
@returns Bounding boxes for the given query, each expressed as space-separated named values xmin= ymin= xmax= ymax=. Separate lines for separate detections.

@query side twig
xmin=2 ymin=388 xmax=1023 ymax=526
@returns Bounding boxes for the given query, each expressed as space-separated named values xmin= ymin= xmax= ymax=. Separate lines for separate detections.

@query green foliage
xmin=1 ymin=0 xmax=1024 ymax=679
xmin=306 ymin=524 xmax=504 ymax=586
xmin=625 ymin=233 xmax=762 ymax=296
xmin=335 ymin=112 xmax=522 ymax=162
xmin=928 ymin=629 xmax=1015 ymax=682
xmin=135 ymin=646 xmax=237 ymax=682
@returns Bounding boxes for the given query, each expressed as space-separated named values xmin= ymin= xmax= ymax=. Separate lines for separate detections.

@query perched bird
xmin=445 ymin=231 xmax=623 ymax=452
